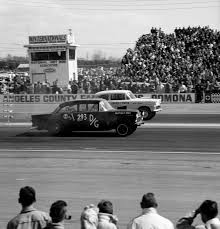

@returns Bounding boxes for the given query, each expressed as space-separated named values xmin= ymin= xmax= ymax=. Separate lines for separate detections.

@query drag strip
xmin=0 ymin=124 xmax=219 ymax=153
xmin=0 ymin=114 xmax=220 ymax=229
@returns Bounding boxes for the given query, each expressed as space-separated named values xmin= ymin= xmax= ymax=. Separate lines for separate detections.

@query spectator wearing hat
xmin=7 ymin=186 xmax=50 ymax=229
xmin=97 ymin=200 xmax=118 ymax=229
xmin=127 ymin=193 xmax=174 ymax=229
xmin=44 ymin=200 xmax=70 ymax=229
xmin=176 ymin=200 xmax=220 ymax=229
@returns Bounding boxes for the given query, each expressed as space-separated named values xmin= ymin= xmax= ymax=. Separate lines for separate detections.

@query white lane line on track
xmin=0 ymin=149 xmax=220 ymax=155
xmin=139 ymin=123 xmax=220 ymax=128
xmin=1 ymin=123 xmax=220 ymax=128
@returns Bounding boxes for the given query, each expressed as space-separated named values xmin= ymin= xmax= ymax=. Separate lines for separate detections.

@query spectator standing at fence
xmin=127 ymin=193 xmax=174 ymax=229
xmin=176 ymin=200 xmax=220 ymax=229
xmin=78 ymin=83 xmax=85 ymax=94
xmin=178 ymin=81 xmax=187 ymax=93
xmin=204 ymin=80 xmax=213 ymax=93
xmin=44 ymin=200 xmax=70 ymax=229
xmin=71 ymin=80 xmax=78 ymax=94
xmin=164 ymin=81 xmax=172 ymax=93
xmin=187 ymin=80 xmax=194 ymax=93
xmin=213 ymin=79 xmax=220 ymax=92
xmin=157 ymin=81 xmax=165 ymax=93
xmin=194 ymin=80 xmax=204 ymax=103
xmin=7 ymin=186 xmax=50 ymax=229
xmin=52 ymin=82 xmax=62 ymax=94
xmin=97 ymin=200 xmax=118 ymax=229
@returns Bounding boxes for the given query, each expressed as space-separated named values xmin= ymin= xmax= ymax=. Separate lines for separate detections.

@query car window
xmin=59 ymin=106 xmax=71 ymax=113
xmin=68 ymin=104 xmax=78 ymax=112
xmin=79 ymin=103 xmax=87 ymax=112
xmin=98 ymin=94 xmax=109 ymax=100
xmin=110 ymin=94 xmax=125 ymax=100
xmin=88 ymin=103 xmax=99 ymax=112
xmin=99 ymin=101 xmax=107 ymax=111
xmin=127 ymin=91 xmax=136 ymax=99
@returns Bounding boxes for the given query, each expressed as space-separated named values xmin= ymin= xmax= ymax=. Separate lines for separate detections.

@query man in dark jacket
xmin=44 ymin=200 xmax=70 ymax=229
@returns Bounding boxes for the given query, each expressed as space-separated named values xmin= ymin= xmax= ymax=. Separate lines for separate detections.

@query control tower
xmin=24 ymin=31 xmax=79 ymax=87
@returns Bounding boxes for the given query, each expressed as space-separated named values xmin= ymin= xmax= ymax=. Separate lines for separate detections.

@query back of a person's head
xmin=199 ymin=200 xmax=218 ymax=220
xmin=98 ymin=200 xmax=113 ymax=214
xmin=140 ymin=192 xmax=158 ymax=209
xmin=50 ymin=200 xmax=67 ymax=223
xmin=19 ymin=186 xmax=36 ymax=207
xmin=80 ymin=204 xmax=99 ymax=229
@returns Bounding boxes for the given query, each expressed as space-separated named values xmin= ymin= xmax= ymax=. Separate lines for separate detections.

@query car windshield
xmin=100 ymin=100 xmax=114 ymax=111
xmin=52 ymin=105 xmax=61 ymax=113
xmin=127 ymin=91 xmax=136 ymax=99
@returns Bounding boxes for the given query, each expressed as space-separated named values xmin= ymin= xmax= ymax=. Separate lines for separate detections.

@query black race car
xmin=31 ymin=98 xmax=143 ymax=136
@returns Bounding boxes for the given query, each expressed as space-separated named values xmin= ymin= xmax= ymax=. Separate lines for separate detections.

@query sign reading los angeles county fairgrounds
xmin=0 ymin=93 xmax=195 ymax=104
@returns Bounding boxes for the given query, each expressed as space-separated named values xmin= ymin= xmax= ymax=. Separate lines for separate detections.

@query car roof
xmin=59 ymin=98 xmax=106 ymax=107
xmin=96 ymin=90 xmax=131 ymax=95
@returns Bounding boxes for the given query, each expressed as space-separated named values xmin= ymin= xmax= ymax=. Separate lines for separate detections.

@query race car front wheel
xmin=116 ymin=123 xmax=132 ymax=137
xmin=139 ymin=107 xmax=154 ymax=120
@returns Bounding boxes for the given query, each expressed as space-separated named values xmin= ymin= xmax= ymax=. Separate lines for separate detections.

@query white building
xmin=24 ymin=32 xmax=79 ymax=87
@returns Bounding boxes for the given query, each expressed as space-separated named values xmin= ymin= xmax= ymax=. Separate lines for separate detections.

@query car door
xmin=58 ymin=103 xmax=79 ymax=131
xmin=77 ymin=101 xmax=111 ymax=131
xmin=109 ymin=93 xmax=129 ymax=110
xmin=75 ymin=101 xmax=103 ymax=131
xmin=92 ymin=100 xmax=118 ymax=131
xmin=75 ymin=102 xmax=90 ymax=131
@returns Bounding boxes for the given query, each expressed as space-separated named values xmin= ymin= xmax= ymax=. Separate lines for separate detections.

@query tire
xmin=116 ymin=123 xmax=132 ymax=137
xmin=48 ymin=121 xmax=65 ymax=136
xmin=139 ymin=107 xmax=154 ymax=121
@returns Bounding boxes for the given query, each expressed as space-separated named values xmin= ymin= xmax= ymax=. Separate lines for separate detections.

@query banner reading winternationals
xmin=0 ymin=93 xmax=195 ymax=104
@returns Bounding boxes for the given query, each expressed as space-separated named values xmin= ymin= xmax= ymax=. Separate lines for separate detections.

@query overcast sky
xmin=0 ymin=0 xmax=219 ymax=59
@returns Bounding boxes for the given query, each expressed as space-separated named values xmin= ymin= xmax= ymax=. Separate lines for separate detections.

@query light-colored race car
xmin=95 ymin=90 xmax=162 ymax=120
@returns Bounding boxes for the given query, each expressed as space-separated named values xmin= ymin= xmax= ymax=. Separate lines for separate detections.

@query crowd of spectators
xmin=6 ymin=186 xmax=220 ymax=229
xmin=0 ymin=26 xmax=220 ymax=98
xmin=120 ymin=26 xmax=220 ymax=94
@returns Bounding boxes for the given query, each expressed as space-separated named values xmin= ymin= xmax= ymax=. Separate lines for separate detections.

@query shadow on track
xmin=16 ymin=130 xmax=118 ymax=137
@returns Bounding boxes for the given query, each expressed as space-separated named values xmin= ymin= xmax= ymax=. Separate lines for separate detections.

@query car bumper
xmin=136 ymin=117 xmax=144 ymax=126
xmin=153 ymin=108 xmax=162 ymax=112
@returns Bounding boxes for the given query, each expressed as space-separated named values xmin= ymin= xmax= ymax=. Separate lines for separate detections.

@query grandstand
xmin=0 ymin=26 xmax=219 ymax=97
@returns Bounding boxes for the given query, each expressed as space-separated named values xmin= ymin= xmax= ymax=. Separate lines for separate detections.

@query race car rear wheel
xmin=139 ymin=107 xmax=153 ymax=121
xmin=48 ymin=121 xmax=65 ymax=136
xmin=116 ymin=123 xmax=131 ymax=137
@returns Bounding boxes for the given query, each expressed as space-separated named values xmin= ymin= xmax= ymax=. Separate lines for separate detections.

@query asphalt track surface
xmin=0 ymin=113 xmax=220 ymax=229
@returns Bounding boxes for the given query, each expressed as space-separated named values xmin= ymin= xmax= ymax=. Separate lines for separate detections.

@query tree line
xmin=0 ymin=55 xmax=121 ymax=71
